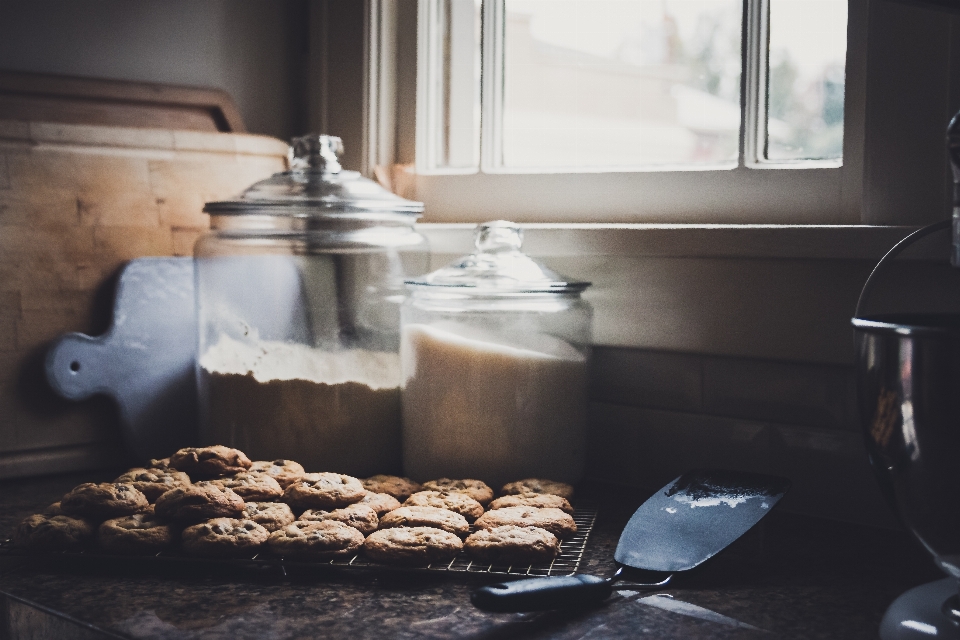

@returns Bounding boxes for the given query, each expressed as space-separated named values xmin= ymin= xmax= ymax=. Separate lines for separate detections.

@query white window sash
xmin=370 ymin=0 xmax=863 ymax=223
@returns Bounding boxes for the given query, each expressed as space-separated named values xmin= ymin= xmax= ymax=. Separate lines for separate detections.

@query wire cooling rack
xmin=1 ymin=503 xmax=597 ymax=579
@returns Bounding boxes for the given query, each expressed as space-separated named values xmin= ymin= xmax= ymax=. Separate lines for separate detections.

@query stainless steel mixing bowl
xmin=853 ymin=313 xmax=960 ymax=582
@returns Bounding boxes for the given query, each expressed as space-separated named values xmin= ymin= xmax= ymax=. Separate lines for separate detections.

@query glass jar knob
xmin=289 ymin=134 xmax=343 ymax=174
xmin=476 ymin=220 xmax=523 ymax=254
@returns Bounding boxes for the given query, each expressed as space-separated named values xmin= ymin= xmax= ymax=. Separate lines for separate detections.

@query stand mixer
xmin=851 ymin=112 xmax=960 ymax=639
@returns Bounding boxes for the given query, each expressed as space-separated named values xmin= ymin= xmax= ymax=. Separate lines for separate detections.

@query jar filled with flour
xmin=195 ymin=134 xmax=428 ymax=476
xmin=401 ymin=221 xmax=592 ymax=488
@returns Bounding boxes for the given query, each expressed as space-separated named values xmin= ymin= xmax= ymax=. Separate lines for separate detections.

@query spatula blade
xmin=615 ymin=469 xmax=790 ymax=573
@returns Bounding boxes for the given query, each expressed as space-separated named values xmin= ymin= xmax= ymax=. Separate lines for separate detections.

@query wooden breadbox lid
xmin=0 ymin=70 xmax=246 ymax=133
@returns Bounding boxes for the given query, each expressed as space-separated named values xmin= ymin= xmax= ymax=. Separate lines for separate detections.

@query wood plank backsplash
xmin=0 ymin=121 xmax=287 ymax=478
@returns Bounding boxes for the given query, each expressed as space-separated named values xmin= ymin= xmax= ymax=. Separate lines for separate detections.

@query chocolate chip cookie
xmin=13 ymin=514 xmax=94 ymax=551
xmin=488 ymin=492 xmax=574 ymax=514
xmin=182 ymin=518 xmax=269 ymax=557
xmin=283 ymin=473 xmax=366 ymax=510
xmin=378 ymin=506 xmax=470 ymax=537
xmin=422 ymin=479 xmax=494 ymax=505
xmin=358 ymin=492 xmax=401 ymax=517
xmin=403 ymin=490 xmax=484 ymax=522
xmin=475 ymin=506 xmax=577 ymax=539
xmin=213 ymin=472 xmax=283 ymax=501
xmin=500 ymin=479 xmax=574 ymax=500
xmin=60 ymin=483 xmax=149 ymax=519
xmin=361 ymin=475 xmax=422 ymax=501
xmin=114 ymin=468 xmax=191 ymax=502
xmin=242 ymin=502 xmax=295 ymax=532
xmin=42 ymin=502 xmax=62 ymax=516
xmin=170 ymin=445 xmax=252 ymax=479
xmin=363 ymin=527 xmax=463 ymax=565
xmin=154 ymin=481 xmax=245 ymax=524
xmin=464 ymin=525 xmax=560 ymax=564
xmin=267 ymin=521 xmax=364 ymax=559
xmin=148 ymin=457 xmax=172 ymax=470
xmin=299 ymin=504 xmax=379 ymax=535
xmin=98 ymin=513 xmax=174 ymax=554
xmin=249 ymin=459 xmax=305 ymax=488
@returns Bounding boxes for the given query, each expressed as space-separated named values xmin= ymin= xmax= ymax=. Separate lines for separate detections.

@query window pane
xmin=766 ymin=0 xmax=846 ymax=161
xmin=500 ymin=0 xmax=742 ymax=169
xmin=422 ymin=0 xmax=481 ymax=169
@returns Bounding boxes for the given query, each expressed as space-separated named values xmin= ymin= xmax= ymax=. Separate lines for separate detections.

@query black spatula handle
xmin=471 ymin=575 xmax=612 ymax=612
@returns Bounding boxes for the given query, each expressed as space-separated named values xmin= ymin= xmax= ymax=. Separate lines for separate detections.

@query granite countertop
xmin=0 ymin=471 xmax=942 ymax=639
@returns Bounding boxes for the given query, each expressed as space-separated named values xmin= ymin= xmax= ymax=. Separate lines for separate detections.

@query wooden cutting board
xmin=46 ymin=257 xmax=196 ymax=462
xmin=0 ymin=119 xmax=287 ymax=478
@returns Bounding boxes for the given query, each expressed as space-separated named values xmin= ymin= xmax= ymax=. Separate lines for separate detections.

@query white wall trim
xmin=418 ymin=222 xmax=915 ymax=260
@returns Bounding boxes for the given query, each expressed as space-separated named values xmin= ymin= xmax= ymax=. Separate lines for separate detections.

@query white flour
xmin=199 ymin=335 xmax=402 ymax=476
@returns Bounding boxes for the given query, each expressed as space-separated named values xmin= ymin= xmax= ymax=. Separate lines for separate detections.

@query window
xmin=427 ymin=0 xmax=746 ymax=171
xmin=394 ymin=0 xmax=858 ymax=223
xmin=762 ymin=0 xmax=847 ymax=163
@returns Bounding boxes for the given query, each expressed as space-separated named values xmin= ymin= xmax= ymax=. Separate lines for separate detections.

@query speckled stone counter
xmin=0 ymin=472 xmax=942 ymax=639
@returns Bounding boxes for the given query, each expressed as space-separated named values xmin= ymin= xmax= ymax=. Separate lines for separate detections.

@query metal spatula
xmin=471 ymin=469 xmax=791 ymax=612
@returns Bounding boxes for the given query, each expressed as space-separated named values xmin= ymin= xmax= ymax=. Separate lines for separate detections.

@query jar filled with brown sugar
xmin=401 ymin=221 xmax=592 ymax=488
xmin=195 ymin=134 xmax=428 ymax=475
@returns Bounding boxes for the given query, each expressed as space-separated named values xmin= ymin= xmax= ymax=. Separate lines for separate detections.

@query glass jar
xmin=195 ymin=134 xmax=428 ymax=476
xmin=400 ymin=221 xmax=592 ymax=488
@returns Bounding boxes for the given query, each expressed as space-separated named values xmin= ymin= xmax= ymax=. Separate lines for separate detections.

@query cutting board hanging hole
xmin=70 ymin=361 xmax=81 ymax=373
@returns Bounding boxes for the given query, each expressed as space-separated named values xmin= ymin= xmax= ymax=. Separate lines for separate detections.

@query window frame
xmin=386 ymin=0 xmax=864 ymax=223
xmin=352 ymin=0 xmax=955 ymax=228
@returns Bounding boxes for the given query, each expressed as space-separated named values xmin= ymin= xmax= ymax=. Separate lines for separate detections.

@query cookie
xmin=267 ymin=521 xmax=364 ymax=559
xmin=60 ymin=483 xmax=149 ymax=519
xmin=154 ymin=481 xmax=245 ymax=524
xmin=242 ymin=502 xmax=295 ymax=532
xmin=464 ymin=525 xmax=560 ymax=564
xmin=378 ymin=506 xmax=470 ymax=538
xmin=170 ymin=445 xmax=252 ymax=479
xmin=403 ymin=490 xmax=484 ymax=522
xmin=361 ymin=475 xmax=422 ymax=501
xmin=13 ymin=514 xmax=94 ymax=551
xmin=148 ymin=457 xmax=172 ymax=470
xmin=488 ymin=492 xmax=574 ymax=514
xmin=299 ymin=504 xmax=379 ymax=535
xmin=358 ymin=492 xmax=401 ymax=517
xmin=182 ymin=518 xmax=269 ymax=557
xmin=363 ymin=527 xmax=463 ymax=565
xmin=422 ymin=479 xmax=494 ymax=505
xmin=114 ymin=468 xmax=191 ymax=502
xmin=213 ymin=472 xmax=283 ymax=501
xmin=249 ymin=459 xmax=305 ymax=488
xmin=475 ymin=507 xmax=577 ymax=539
xmin=283 ymin=473 xmax=366 ymax=510
xmin=501 ymin=479 xmax=574 ymax=500
xmin=98 ymin=513 xmax=174 ymax=554
xmin=42 ymin=502 xmax=62 ymax=516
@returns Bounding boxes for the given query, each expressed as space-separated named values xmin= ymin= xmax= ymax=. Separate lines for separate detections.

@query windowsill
xmin=417 ymin=222 xmax=922 ymax=364
xmin=418 ymin=223 xmax=916 ymax=261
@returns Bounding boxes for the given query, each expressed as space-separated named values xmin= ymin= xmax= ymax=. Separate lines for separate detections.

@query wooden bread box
xmin=0 ymin=119 xmax=288 ymax=478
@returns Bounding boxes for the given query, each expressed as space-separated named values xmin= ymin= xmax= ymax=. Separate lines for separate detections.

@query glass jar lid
xmin=203 ymin=134 xmax=424 ymax=217
xmin=406 ymin=221 xmax=590 ymax=294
